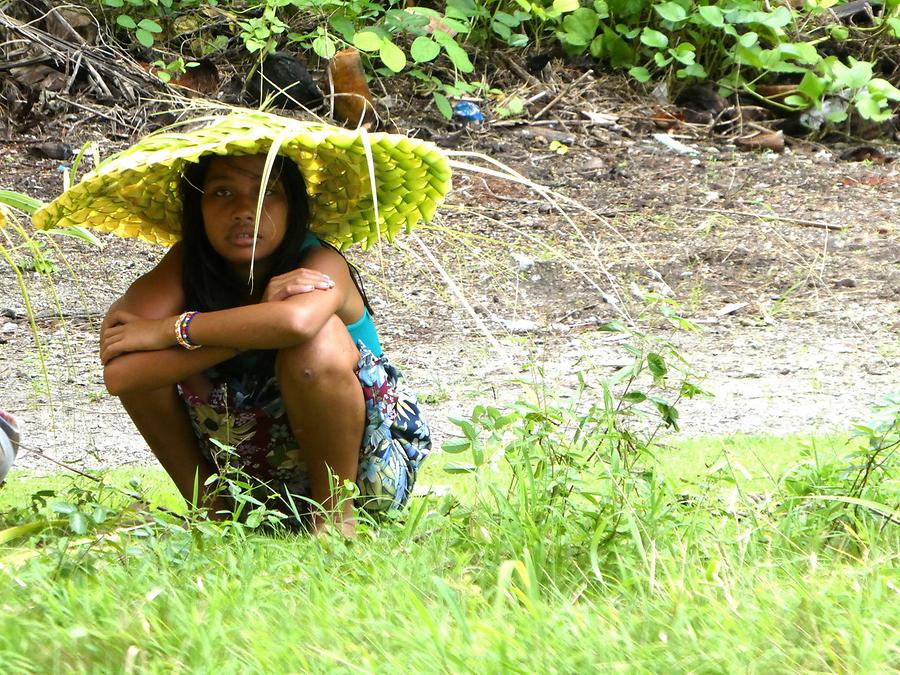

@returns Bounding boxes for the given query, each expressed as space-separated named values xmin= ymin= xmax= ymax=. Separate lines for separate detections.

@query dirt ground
xmin=1 ymin=78 xmax=898 ymax=475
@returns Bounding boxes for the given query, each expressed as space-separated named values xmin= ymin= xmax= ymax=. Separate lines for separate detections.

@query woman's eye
xmin=214 ymin=188 xmax=231 ymax=197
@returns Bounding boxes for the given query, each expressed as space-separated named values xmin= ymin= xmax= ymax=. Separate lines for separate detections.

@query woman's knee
xmin=276 ymin=315 xmax=359 ymax=385
xmin=118 ymin=385 xmax=181 ymax=415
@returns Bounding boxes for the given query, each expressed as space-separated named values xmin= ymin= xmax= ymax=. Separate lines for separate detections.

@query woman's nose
xmin=230 ymin=194 xmax=256 ymax=223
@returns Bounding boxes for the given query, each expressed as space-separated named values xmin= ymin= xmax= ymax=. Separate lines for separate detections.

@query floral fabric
xmin=177 ymin=342 xmax=431 ymax=514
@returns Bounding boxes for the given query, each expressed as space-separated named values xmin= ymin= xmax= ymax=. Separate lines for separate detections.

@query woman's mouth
xmin=229 ymin=231 xmax=259 ymax=246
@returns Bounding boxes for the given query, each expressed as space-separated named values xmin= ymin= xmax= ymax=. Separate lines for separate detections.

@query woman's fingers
xmin=264 ymin=268 xmax=335 ymax=302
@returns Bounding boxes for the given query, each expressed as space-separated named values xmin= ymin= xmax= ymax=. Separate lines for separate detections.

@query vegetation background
xmin=0 ymin=0 xmax=898 ymax=671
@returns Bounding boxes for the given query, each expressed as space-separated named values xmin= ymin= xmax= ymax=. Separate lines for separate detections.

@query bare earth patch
xmin=1 ymin=100 xmax=897 ymax=474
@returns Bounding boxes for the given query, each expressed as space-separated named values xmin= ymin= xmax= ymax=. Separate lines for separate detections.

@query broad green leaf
xmin=671 ymin=42 xmax=696 ymax=65
xmin=696 ymin=5 xmax=724 ymax=27
xmin=798 ymin=71 xmax=826 ymax=100
xmin=594 ymin=0 xmax=610 ymax=19
xmin=777 ymin=42 xmax=820 ymax=65
xmin=562 ymin=8 xmax=600 ymax=46
xmin=440 ymin=17 xmax=472 ymax=34
xmin=0 ymin=519 xmax=65 ymax=545
xmin=647 ymin=352 xmax=667 ymax=378
xmin=506 ymin=96 xmax=525 ymax=115
xmin=640 ymin=27 xmax=668 ymax=48
xmin=677 ymin=63 xmax=706 ymax=78
xmin=312 ymin=35 xmax=336 ymax=60
xmin=68 ymin=511 xmax=88 ymax=535
xmin=553 ymin=0 xmax=581 ymax=12
xmin=492 ymin=20 xmax=512 ymax=40
xmin=352 ymin=30 xmax=383 ymax=52
xmin=434 ymin=92 xmax=453 ymax=119
xmin=796 ymin=494 xmax=898 ymax=520
xmin=329 ymin=14 xmax=355 ymax=41
xmin=833 ymin=58 xmax=873 ymax=89
xmin=442 ymin=438 xmax=472 ymax=453
xmin=434 ymin=31 xmax=474 ymax=72
xmin=116 ymin=14 xmax=137 ymax=29
xmin=629 ymin=66 xmax=652 ymax=82
xmin=783 ymin=94 xmax=808 ymax=107
xmin=135 ymin=28 xmax=154 ymax=47
xmin=829 ymin=25 xmax=850 ymax=41
xmin=410 ymin=36 xmax=440 ymax=63
xmin=494 ymin=11 xmax=521 ymax=27
xmin=379 ymin=39 xmax=407 ymax=72
xmin=602 ymin=24 xmax=635 ymax=67
xmin=867 ymin=77 xmax=900 ymax=101
xmin=599 ymin=320 xmax=629 ymax=332
xmin=856 ymin=97 xmax=890 ymax=121
xmin=103 ymin=0 xmax=124 ymax=7
xmin=759 ymin=5 xmax=792 ymax=28
xmin=137 ymin=18 xmax=162 ymax=33
xmin=737 ymin=31 xmax=759 ymax=48
xmin=653 ymin=2 xmax=687 ymax=23
xmin=888 ymin=17 xmax=900 ymax=38
xmin=607 ymin=364 xmax=637 ymax=386
xmin=680 ymin=381 xmax=706 ymax=398
xmin=508 ymin=33 xmax=529 ymax=47
xmin=825 ymin=107 xmax=848 ymax=123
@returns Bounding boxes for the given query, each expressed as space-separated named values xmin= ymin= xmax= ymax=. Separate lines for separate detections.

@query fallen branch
xmin=686 ymin=206 xmax=844 ymax=230
xmin=534 ymin=69 xmax=593 ymax=120
xmin=0 ymin=8 xmax=162 ymax=105
xmin=498 ymin=51 xmax=541 ymax=87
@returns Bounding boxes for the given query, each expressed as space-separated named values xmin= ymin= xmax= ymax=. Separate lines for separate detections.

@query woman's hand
xmin=262 ymin=267 xmax=334 ymax=303
xmin=100 ymin=310 xmax=175 ymax=364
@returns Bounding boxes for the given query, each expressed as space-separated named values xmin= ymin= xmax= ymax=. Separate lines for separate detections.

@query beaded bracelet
xmin=174 ymin=311 xmax=201 ymax=350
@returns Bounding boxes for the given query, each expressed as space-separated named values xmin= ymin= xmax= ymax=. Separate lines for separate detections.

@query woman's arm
xmin=101 ymin=244 xmax=239 ymax=395
xmin=101 ymin=247 xmax=364 ymax=360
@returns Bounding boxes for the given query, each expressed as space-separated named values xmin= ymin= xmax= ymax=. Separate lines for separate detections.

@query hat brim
xmin=32 ymin=110 xmax=452 ymax=250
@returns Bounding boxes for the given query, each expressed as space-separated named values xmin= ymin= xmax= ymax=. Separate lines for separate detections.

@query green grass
xmin=658 ymin=432 xmax=855 ymax=489
xmin=1 ymin=430 xmax=897 ymax=672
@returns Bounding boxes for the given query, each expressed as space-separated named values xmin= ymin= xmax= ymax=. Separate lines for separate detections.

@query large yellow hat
xmin=32 ymin=109 xmax=452 ymax=250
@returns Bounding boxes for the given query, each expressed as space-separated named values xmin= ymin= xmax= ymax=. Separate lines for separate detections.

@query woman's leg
xmin=118 ymin=385 xmax=223 ymax=512
xmin=275 ymin=315 xmax=365 ymax=532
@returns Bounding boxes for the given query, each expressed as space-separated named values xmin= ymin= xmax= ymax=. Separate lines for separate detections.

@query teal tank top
xmin=301 ymin=234 xmax=383 ymax=357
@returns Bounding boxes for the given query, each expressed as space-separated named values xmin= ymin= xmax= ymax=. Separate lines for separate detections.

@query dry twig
xmin=686 ymin=206 xmax=844 ymax=230
xmin=0 ymin=9 xmax=161 ymax=105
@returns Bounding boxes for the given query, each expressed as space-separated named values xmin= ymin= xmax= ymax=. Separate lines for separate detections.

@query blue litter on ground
xmin=452 ymin=101 xmax=484 ymax=123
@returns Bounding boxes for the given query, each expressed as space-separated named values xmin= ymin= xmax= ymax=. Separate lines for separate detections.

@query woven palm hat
xmin=32 ymin=109 xmax=452 ymax=250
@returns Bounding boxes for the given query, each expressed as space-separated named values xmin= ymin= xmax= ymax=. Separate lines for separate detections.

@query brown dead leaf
xmin=10 ymin=65 xmax=68 ymax=91
xmin=651 ymin=110 xmax=684 ymax=130
xmin=736 ymin=130 xmax=785 ymax=153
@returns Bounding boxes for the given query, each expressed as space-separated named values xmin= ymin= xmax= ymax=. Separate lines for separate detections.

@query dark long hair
xmin=179 ymin=153 xmax=372 ymax=314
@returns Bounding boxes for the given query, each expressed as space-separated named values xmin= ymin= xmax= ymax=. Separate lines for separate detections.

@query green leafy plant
xmin=1 ymin=185 xmax=103 ymax=408
xmin=102 ymin=0 xmax=167 ymax=47
xmin=148 ymin=56 xmax=198 ymax=84
xmin=441 ymin=311 xmax=706 ymax=571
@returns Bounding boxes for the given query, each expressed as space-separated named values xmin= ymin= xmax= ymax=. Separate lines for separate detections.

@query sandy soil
xmin=1 ymin=86 xmax=898 ymax=475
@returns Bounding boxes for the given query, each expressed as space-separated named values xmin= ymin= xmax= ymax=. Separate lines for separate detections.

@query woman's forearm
xmin=104 ymin=345 xmax=239 ymax=396
xmin=184 ymin=296 xmax=339 ymax=351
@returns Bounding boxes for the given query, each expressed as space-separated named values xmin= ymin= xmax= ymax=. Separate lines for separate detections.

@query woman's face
xmin=200 ymin=154 xmax=289 ymax=275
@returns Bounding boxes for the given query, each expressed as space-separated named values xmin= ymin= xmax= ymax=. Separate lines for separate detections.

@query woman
xmin=103 ymin=151 xmax=434 ymax=534
xmin=34 ymin=111 xmax=451 ymax=534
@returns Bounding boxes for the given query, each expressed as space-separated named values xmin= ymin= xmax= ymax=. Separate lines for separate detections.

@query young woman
xmin=99 ymin=152 xmax=430 ymax=534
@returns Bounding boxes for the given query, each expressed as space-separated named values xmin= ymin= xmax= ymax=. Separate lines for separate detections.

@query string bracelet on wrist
xmin=174 ymin=311 xmax=202 ymax=350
